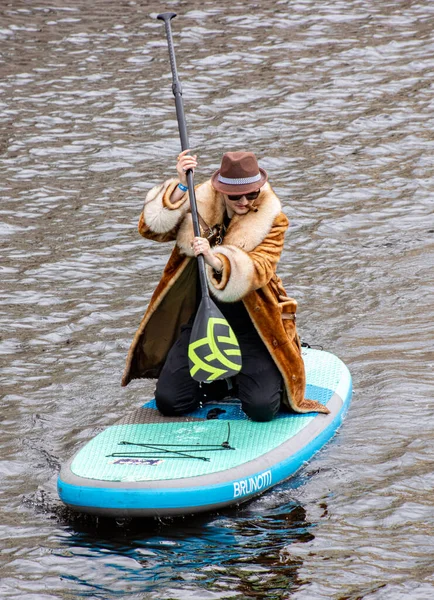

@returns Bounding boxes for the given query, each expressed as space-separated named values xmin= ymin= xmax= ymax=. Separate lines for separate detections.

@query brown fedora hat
xmin=211 ymin=151 xmax=268 ymax=195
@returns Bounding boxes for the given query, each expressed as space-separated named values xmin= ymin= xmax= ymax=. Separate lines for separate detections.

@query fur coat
xmin=122 ymin=178 xmax=329 ymax=414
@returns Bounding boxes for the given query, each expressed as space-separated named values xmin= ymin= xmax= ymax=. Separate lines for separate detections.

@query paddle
xmin=157 ymin=12 xmax=242 ymax=382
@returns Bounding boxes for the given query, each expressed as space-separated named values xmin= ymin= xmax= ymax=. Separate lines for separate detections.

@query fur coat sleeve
xmin=138 ymin=179 xmax=190 ymax=242
xmin=206 ymin=212 xmax=288 ymax=302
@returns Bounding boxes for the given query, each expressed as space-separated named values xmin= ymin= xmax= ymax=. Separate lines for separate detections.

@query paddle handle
xmin=157 ymin=12 xmax=209 ymax=301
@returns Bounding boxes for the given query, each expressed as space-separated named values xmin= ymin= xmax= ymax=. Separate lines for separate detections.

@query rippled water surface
xmin=1 ymin=0 xmax=433 ymax=598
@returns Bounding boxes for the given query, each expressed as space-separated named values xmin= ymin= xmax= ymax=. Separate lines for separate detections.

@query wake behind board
xmin=58 ymin=348 xmax=352 ymax=517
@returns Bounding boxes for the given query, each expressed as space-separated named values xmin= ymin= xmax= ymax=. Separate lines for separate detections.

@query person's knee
xmin=155 ymin=386 xmax=178 ymax=416
xmin=243 ymin=404 xmax=276 ymax=422
xmin=155 ymin=379 xmax=199 ymax=416
xmin=154 ymin=378 xmax=185 ymax=416
xmin=241 ymin=392 xmax=280 ymax=422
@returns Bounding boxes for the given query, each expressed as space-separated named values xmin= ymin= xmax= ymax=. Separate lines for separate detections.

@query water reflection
xmin=57 ymin=498 xmax=312 ymax=599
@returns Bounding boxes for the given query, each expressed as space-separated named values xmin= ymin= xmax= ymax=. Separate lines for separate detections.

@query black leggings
xmin=155 ymin=322 xmax=283 ymax=422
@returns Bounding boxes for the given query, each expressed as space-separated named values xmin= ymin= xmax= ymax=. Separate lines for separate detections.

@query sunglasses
xmin=226 ymin=190 xmax=260 ymax=201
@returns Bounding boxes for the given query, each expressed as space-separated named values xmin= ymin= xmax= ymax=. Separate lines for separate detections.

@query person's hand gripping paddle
xmin=157 ymin=12 xmax=242 ymax=382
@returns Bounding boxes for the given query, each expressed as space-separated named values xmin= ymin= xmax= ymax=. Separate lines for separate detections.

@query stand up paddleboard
xmin=58 ymin=348 xmax=352 ymax=517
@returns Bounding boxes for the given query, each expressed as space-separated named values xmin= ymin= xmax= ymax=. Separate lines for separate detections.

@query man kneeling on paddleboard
xmin=122 ymin=151 xmax=329 ymax=421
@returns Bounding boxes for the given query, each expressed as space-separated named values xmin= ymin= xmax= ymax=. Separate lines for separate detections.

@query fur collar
xmin=177 ymin=180 xmax=282 ymax=256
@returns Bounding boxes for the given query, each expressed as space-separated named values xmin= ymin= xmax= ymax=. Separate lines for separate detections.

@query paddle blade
xmin=188 ymin=299 xmax=242 ymax=382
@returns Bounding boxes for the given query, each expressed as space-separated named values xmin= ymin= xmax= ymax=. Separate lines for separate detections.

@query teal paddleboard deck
xmin=58 ymin=348 xmax=352 ymax=517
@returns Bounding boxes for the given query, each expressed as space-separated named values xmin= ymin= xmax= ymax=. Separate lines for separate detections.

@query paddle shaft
xmin=157 ymin=12 xmax=210 ymax=302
